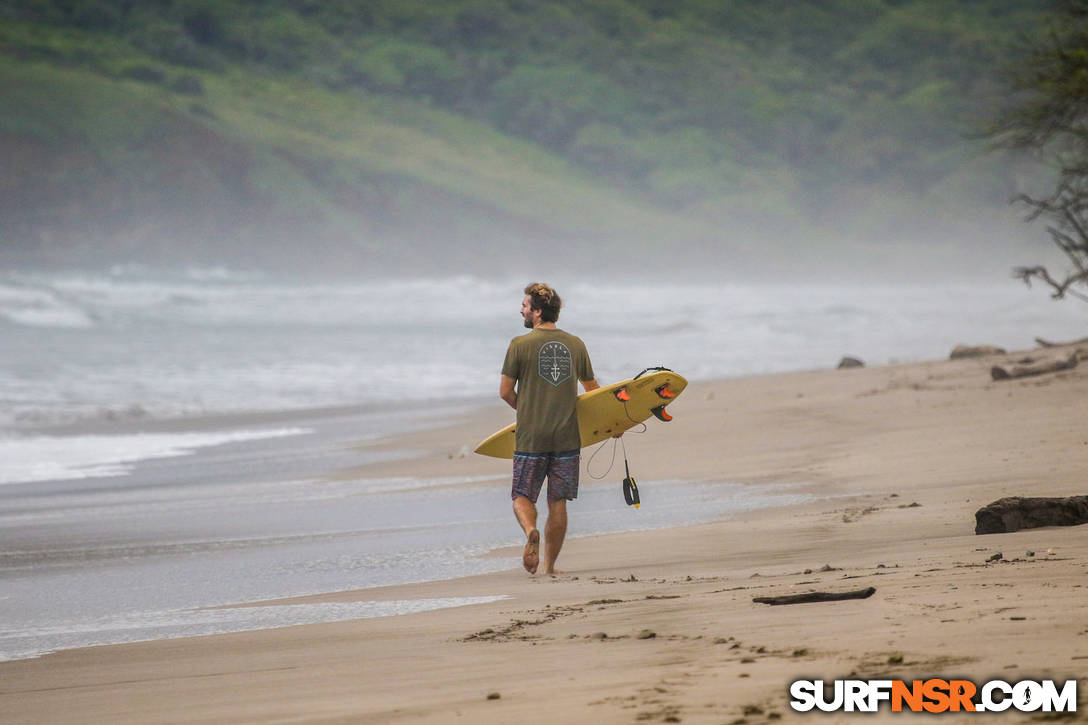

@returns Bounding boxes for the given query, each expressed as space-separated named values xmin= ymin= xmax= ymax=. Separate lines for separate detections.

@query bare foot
xmin=542 ymin=568 xmax=564 ymax=577
xmin=523 ymin=529 xmax=540 ymax=574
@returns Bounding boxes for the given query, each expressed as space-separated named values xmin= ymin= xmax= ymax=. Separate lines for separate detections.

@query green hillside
xmin=0 ymin=0 xmax=1053 ymax=276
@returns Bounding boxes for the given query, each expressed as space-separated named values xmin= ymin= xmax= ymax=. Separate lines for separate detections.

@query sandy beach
xmin=3 ymin=344 xmax=1087 ymax=724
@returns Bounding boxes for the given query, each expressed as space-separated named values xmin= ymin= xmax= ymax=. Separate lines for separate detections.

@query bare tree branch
xmin=993 ymin=8 xmax=1088 ymax=307
xmin=1014 ymin=265 xmax=1088 ymax=301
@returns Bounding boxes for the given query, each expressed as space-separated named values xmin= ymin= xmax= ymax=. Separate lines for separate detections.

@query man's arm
xmin=500 ymin=374 xmax=518 ymax=409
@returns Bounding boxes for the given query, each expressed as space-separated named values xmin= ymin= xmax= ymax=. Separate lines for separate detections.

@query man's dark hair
xmin=524 ymin=282 xmax=561 ymax=323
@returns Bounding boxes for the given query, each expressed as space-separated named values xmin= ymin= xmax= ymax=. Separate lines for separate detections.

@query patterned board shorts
xmin=511 ymin=450 xmax=580 ymax=503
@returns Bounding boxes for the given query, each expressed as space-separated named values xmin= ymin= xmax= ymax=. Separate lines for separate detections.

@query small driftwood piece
xmin=991 ymin=353 xmax=1077 ymax=381
xmin=1035 ymin=336 xmax=1088 ymax=347
xmin=753 ymin=586 xmax=875 ymax=606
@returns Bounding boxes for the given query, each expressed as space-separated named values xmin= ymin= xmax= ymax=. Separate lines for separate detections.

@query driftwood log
xmin=753 ymin=587 xmax=876 ymax=606
xmin=975 ymin=496 xmax=1088 ymax=534
xmin=991 ymin=353 xmax=1077 ymax=381
xmin=950 ymin=344 xmax=1006 ymax=359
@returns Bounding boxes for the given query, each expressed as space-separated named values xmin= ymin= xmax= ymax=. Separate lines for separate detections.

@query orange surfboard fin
xmin=650 ymin=404 xmax=673 ymax=422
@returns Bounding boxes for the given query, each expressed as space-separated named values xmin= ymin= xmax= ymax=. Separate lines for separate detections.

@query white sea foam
xmin=0 ymin=428 xmax=313 ymax=485
xmin=0 ymin=596 xmax=510 ymax=662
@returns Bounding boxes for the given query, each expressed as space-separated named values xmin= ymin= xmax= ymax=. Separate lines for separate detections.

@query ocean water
xmin=3 ymin=267 xmax=1086 ymax=433
xmin=0 ymin=453 xmax=811 ymax=661
xmin=1 ymin=267 xmax=1085 ymax=660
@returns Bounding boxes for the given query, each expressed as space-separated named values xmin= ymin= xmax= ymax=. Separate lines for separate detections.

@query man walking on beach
xmin=500 ymin=282 xmax=600 ymax=575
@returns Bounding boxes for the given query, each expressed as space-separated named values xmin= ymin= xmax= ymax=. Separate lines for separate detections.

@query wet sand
xmin=2 ymin=346 xmax=1087 ymax=723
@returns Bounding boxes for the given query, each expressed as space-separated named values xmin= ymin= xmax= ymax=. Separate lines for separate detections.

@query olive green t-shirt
xmin=502 ymin=328 xmax=594 ymax=453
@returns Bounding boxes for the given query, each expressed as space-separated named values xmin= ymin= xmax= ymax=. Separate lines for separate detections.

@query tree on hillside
xmin=991 ymin=0 xmax=1088 ymax=302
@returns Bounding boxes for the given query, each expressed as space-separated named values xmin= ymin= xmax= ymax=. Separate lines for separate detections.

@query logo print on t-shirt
xmin=538 ymin=341 xmax=572 ymax=386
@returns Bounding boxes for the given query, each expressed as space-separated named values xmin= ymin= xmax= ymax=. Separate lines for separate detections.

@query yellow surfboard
xmin=474 ymin=369 xmax=687 ymax=459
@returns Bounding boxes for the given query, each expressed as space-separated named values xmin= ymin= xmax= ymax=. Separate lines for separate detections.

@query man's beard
xmin=523 ymin=315 xmax=534 ymax=329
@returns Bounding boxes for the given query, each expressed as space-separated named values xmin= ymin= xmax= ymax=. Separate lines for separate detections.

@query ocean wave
xmin=0 ymin=306 xmax=95 ymax=329
xmin=0 ymin=428 xmax=313 ymax=486
xmin=0 ymin=280 xmax=96 ymax=329
xmin=0 ymin=596 xmax=510 ymax=662
xmin=8 ymin=404 xmax=151 ymax=428
xmin=1 ymin=270 xmax=511 ymax=328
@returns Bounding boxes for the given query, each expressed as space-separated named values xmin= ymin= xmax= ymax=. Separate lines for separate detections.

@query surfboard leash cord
xmin=587 ymin=436 xmax=641 ymax=507
xmin=587 ymin=432 xmax=640 ymax=480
